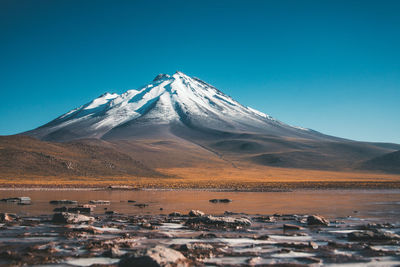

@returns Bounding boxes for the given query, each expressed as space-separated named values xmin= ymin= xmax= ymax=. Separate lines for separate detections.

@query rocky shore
xmin=0 ymin=201 xmax=399 ymax=266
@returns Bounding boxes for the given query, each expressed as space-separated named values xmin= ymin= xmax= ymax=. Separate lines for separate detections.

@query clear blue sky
xmin=1 ymin=0 xmax=399 ymax=143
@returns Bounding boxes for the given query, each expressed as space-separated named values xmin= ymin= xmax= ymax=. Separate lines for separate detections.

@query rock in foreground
xmin=0 ymin=210 xmax=399 ymax=266
xmin=283 ymin=224 xmax=303 ymax=230
xmin=169 ymin=212 xmax=182 ymax=217
xmin=53 ymin=206 xmax=94 ymax=214
xmin=49 ymin=200 xmax=78 ymax=205
xmin=188 ymin=210 xmax=205 ymax=217
xmin=0 ymin=213 xmax=16 ymax=222
xmin=348 ymin=230 xmax=400 ymax=242
xmin=119 ymin=245 xmax=188 ymax=267
xmin=52 ymin=212 xmax=94 ymax=224
xmin=186 ymin=215 xmax=251 ymax=228
xmin=1 ymin=197 xmax=31 ymax=205
xmin=307 ymin=215 xmax=329 ymax=226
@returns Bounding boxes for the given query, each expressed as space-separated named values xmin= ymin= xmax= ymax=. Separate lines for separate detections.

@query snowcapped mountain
xmin=26 ymin=71 xmax=329 ymax=142
xmin=14 ymin=71 xmax=400 ymax=174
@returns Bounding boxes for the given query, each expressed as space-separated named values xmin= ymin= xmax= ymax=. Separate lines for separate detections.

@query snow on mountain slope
xmin=25 ymin=71 xmax=328 ymax=141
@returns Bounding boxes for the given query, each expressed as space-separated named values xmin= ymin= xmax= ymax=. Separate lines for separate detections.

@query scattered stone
xmin=141 ymin=222 xmax=158 ymax=230
xmin=1 ymin=197 xmax=31 ymax=205
xmin=197 ymin=233 xmax=218 ymax=239
xmin=103 ymin=247 xmax=124 ymax=258
xmin=169 ymin=212 xmax=182 ymax=217
xmin=89 ymin=200 xmax=110 ymax=205
xmin=181 ymin=243 xmax=213 ymax=251
xmin=188 ymin=210 xmax=205 ymax=217
xmin=327 ymin=241 xmax=363 ymax=250
xmin=309 ymin=241 xmax=319 ymax=249
xmin=0 ymin=250 xmax=20 ymax=261
xmin=319 ymin=250 xmax=369 ymax=264
xmin=72 ymin=225 xmax=103 ymax=234
xmin=307 ymin=215 xmax=329 ymax=226
xmin=177 ymin=242 xmax=215 ymax=259
xmin=279 ymin=248 xmax=292 ymax=253
xmin=49 ymin=200 xmax=78 ymax=205
xmin=105 ymin=211 xmax=117 ymax=215
xmin=247 ymin=257 xmax=262 ymax=265
xmin=186 ymin=215 xmax=251 ymax=228
xmin=283 ymin=224 xmax=303 ymax=230
xmin=302 ymin=256 xmax=322 ymax=264
xmin=209 ymin=199 xmax=232 ymax=203
xmin=108 ymin=185 xmax=138 ymax=190
xmin=348 ymin=230 xmax=400 ymax=242
xmin=119 ymin=245 xmax=188 ymax=267
xmin=53 ymin=206 xmax=94 ymax=214
xmin=0 ymin=213 xmax=15 ymax=222
xmin=277 ymin=214 xmax=299 ymax=221
xmin=134 ymin=203 xmax=148 ymax=208
xmin=277 ymin=241 xmax=318 ymax=249
xmin=52 ymin=212 xmax=94 ymax=224
xmin=254 ymin=234 xmax=270 ymax=240
xmin=53 ymin=207 xmax=68 ymax=212
xmin=82 ymin=204 xmax=96 ymax=208
xmin=357 ymin=223 xmax=394 ymax=230
xmin=70 ymin=206 xmax=93 ymax=213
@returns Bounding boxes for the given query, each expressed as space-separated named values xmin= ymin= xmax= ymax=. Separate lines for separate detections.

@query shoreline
xmin=1 ymin=181 xmax=400 ymax=191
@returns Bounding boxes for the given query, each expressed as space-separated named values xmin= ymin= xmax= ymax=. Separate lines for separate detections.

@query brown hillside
xmin=0 ymin=135 xmax=164 ymax=178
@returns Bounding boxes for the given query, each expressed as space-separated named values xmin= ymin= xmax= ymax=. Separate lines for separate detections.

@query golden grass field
xmin=2 ymin=163 xmax=400 ymax=190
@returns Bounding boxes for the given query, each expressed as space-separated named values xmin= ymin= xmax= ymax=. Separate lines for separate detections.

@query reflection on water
xmin=0 ymin=189 xmax=399 ymax=221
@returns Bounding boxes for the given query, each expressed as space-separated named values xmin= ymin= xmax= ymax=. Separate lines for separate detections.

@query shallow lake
xmin=1 ymin=189 xmax=400 ymax=222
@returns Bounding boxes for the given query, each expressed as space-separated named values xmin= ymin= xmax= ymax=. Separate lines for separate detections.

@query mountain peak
xmin=153 ymin=74 xmax=170 ymax=82
xmin=153 ymin=71 xmax=190 ymax=82
xmin=173 ymin=71 xmax=191 ymax=78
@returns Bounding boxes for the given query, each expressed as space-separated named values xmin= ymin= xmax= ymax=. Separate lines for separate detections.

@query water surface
xmin=1 ymin=189 xmax=399 ymax=222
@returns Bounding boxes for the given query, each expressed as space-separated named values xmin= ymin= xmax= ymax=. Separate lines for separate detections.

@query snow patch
xmin=247 ymin=106 xmax=273 ymax=120
xmin=84 ymin=93 xmax=119 ymax=110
